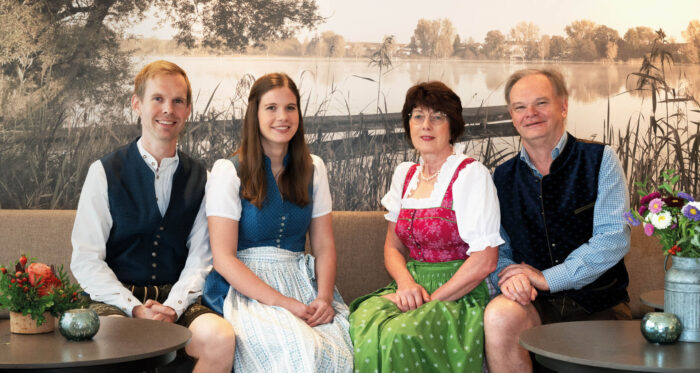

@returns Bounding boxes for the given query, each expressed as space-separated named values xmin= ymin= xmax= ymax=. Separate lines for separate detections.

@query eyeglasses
xmin=409 ymin=111 xmax=448 ymax=125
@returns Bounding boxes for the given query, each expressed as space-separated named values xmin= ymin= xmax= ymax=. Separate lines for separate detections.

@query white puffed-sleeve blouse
xmin=205 ymin=154 xmax=332 ymax=220
xmin=381 ymin=153 xmax=505 ymax=254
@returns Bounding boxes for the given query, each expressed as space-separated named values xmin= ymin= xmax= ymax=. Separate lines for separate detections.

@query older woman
xmin=349 ymin=81 xmax=504 ymax=372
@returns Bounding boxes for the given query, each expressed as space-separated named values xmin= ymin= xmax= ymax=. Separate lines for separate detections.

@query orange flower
xmin=27 ymin=263 xmax=62 ymax=297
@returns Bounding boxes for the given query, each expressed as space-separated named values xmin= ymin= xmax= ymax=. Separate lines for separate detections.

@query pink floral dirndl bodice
xmin=395 ymin=158 xmax=475 ymax=263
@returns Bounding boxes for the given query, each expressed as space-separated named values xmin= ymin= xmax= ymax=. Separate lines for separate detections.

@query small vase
xmin=58 ymin=308 xmax=100 ymax=341
xmin=641 ymin=312 xmax=682 ymax=344
xmin=9 ymin=311 xmax=55 ymax=334
xmin=664 ymin=256 xmax=700 ymax=342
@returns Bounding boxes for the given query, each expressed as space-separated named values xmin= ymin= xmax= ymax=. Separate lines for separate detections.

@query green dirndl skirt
xmin=349 ymin=260 xmax=489 ymax=373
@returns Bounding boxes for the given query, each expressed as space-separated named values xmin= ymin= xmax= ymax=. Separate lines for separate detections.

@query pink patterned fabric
xmin=395 ymin=158 xmax=475 ymax=262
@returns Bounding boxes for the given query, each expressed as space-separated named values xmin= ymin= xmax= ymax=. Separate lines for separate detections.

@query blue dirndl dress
xmin=202 ymin=156 xmax=353 ymax=372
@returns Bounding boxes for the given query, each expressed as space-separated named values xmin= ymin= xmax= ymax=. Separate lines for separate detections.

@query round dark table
xmin=0 ymin=316 xmax=191 ymax=372
xmin=640 ymin=290 xmax=665 ymax=310
xmin=520 ymin=320 xmax=700 ymax=372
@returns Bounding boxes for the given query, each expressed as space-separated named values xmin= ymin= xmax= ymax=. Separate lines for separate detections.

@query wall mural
xmin=1 ymin=0 xmax=698 ymax=210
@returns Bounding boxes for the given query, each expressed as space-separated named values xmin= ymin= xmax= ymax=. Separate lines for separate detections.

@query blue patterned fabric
xmin=491 ymin=132 xmax=630 ymax=312
xmin=222 ymin=247 xmax=352 ymax=372
xmin=237 ymin=155 xmax=313 ymax=253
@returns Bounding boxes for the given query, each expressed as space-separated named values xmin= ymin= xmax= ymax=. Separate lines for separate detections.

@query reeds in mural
xmin=605 ymin=33 xmax=699 ymax=208
xmin=1 ymin=50 xmax=698 ymax=211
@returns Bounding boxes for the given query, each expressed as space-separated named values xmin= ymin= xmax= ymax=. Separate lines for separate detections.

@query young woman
xmin=202 ymin=73 xmax=352 ymax=372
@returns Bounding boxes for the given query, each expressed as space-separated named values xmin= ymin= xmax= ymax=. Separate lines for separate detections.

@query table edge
xmin=519 ymin=320 xmax=697 ymax=373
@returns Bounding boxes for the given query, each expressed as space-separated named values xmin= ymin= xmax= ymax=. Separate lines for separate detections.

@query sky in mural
xmin=129 ymin=0 xmax=700 ymax=43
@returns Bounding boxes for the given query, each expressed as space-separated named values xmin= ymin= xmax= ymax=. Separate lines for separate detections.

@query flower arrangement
xmin=0 ymin=254 xmax=85 ymax=326
xmin=624 ymin=169 xmax=700 ymax=257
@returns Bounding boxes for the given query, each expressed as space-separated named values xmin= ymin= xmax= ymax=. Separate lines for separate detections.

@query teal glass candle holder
xmin=58 ymin=308 xmax=100 ymax=341
xmin=641 ymin=312 xmax=682 ymax=344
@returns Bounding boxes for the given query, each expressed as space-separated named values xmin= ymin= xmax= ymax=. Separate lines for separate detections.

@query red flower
xmin=19 ymin=255 xmax=28 ymax=267
xmin=641 ymin=192 xmax=662 ymax=206
xmin=663 ymin=197 xmax=684 ymax=208
xmin=27 ymin=263 xmax=62 ymax=297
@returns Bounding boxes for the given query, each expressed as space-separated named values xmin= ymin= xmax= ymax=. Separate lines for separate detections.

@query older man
xmin=71 ymin=60 xmax=235 ymax=372
xmin=484 ymin=69 xmax=632 ymax=373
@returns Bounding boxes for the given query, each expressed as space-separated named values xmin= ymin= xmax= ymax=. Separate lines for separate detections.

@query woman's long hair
xmin=236 ymin=73 xmax=313 ymax=208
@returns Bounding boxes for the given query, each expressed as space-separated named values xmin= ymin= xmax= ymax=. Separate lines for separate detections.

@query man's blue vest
xmin=101 ymin=139 xmax=206 ymax=286
xmin=493 ymin=134 xmax=628 ymax=313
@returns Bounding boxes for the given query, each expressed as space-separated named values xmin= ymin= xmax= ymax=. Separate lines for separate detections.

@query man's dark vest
xmin=493 ymin=133 xmax=629 ymax=313
xmin=101 ymin=139 xmax=206 ymax=286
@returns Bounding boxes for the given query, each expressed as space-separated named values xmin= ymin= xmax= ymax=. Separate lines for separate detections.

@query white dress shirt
xmin=71 ymin=139 xmax=212 ymax=318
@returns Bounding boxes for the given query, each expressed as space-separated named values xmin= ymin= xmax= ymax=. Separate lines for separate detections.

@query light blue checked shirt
xmin=490 ymin=132 xmax=630 ymax=294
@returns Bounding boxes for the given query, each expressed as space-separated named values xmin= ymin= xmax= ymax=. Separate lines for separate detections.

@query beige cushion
xmin=0 ymin=210 xmax=664 ymax=318
xmin=625 ymin=225 xmax=665 ymax=317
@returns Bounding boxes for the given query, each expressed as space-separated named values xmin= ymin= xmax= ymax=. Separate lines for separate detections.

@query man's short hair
xmin=504 ymin=69 xmax=568 ymax=105
xmin=133 ymin=60 xmax=192 ymax=106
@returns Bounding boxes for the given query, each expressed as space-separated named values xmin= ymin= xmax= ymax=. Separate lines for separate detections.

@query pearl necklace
xmin=420 ymin=167 xmax=440 ymax=182
xmin=419 ymin=147 xmax=453 ymax=182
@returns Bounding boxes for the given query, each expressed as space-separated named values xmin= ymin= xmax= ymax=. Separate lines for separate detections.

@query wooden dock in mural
xmin=3 ymin=105 xmax=516 ymax=160
xmin=303 ymin=105 xmax=515 ymax=159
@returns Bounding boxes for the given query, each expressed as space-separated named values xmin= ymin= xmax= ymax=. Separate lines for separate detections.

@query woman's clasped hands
xmin=382 ymin=281 xmax=431 ymax=312
xmin=281 ymin=296 xmax=336 ymax=326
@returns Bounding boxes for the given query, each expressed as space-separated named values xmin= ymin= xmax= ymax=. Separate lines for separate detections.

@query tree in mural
xmin=0 ymin=0 xmax=323 ymax=209
xmin=483 ymin=30 xmax=506 ymax=59
xmin=681 ymin=20 xmax=700 ymax=63
xmin=565 ymin=19 xmax=598 ymax=61
xmin=619 ymin=26 xmax=656 ymax=60
xmin=411 ymin=18 xmax=456 ymax=58
xmin=305 ymin=31 xmax=346 ymax=57
xmin=592 ymin=25 xmax=620 ymax=61
xmin=509 ymin=21 xmax=540 ymax=59
xmin=0 ymin=0 xmax=323 ymax=118
xmin=548 ymin=35 xmax=567 ymax=59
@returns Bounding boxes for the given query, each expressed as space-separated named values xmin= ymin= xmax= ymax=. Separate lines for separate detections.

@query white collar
xmin=136 ymin=138 xmax=179 ymax=173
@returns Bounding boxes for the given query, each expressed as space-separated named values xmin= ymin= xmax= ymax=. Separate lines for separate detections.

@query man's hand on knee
xmin=499 ymin=274 xmax=537 ymax=306
xmin=498 ymin=262 xmax=549 ymax=291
